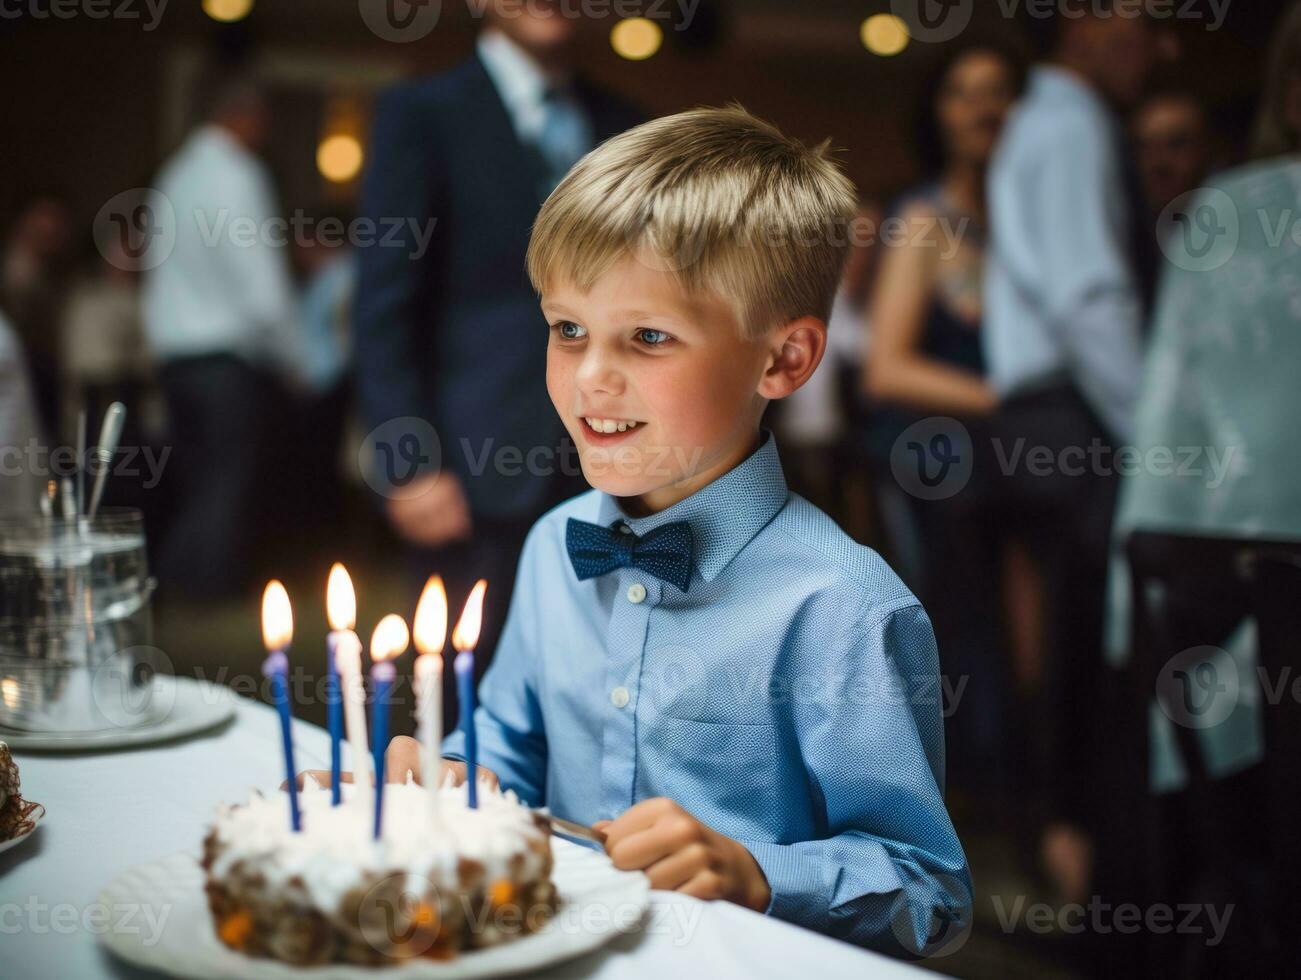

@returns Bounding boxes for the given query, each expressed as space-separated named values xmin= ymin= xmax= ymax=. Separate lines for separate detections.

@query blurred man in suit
xmin=354 ymin=0 xmax=641 ymax=727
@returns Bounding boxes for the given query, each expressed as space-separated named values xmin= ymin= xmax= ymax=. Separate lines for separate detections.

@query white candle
xmin=414 ymin=653 xmax=442 ymax=817
xmin=333 ymin=636 xmax=371 ymax=820
xmin=413 ymin=576 xmax=448 ymax=819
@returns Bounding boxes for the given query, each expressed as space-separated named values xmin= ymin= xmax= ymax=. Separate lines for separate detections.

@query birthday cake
xmin=0 ymin=740 xmax=43 ymax=842
xmin=202 ymin=776 xmax=558 ymax=965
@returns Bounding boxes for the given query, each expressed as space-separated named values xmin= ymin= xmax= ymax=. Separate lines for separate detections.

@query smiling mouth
xmin=582 ymin=417 xmax=642 ymax=434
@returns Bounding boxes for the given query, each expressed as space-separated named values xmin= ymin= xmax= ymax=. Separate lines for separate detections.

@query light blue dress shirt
xmin=443 ymin=434 xmax=971 ymax=955
xmin=984 ymin=66 xmax=1146 ymax=442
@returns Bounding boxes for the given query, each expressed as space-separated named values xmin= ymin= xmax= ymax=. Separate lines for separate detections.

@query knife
xmin=532 ymin=810 xmax=607 ymax=845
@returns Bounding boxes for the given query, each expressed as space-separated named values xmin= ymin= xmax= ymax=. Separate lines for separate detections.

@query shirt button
xmin=626 ymin=582 xmax=647 ymax=604
xmin=619 ymin=523 xmax=633 ymax=534
xmin=610 ymin=686 xmax=630 ymax=708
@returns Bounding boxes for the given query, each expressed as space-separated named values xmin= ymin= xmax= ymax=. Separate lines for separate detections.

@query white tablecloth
xmin=1 ymin=694 xmax=923 ymax=980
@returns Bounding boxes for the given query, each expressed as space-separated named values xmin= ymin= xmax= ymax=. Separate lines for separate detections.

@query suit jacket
xmin=354 ymin=54 xmax=643 ymax=519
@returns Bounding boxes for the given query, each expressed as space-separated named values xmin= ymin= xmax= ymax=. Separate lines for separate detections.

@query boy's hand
xmin=595 ymin=798 xmax=771 ymax=912
xmin=294 ymin=735 xmax=498 ymax=791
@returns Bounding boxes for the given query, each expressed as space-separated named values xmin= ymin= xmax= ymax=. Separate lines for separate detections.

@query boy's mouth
xmin=578 ymin=416 xmax=644 ymax=445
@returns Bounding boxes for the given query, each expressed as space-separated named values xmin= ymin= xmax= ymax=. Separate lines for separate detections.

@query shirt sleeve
xmin=352 ymin=85 xmax=444 ymax=473
xmin=209 ymin=162 xmax=303 ymax=380
xmin=441 ymin=530 xmax=549 ymax=806
xmin=1032 ymin=117 xmax=1145 ymax=442
xmin=741 ymin=602 xmax=972 ymax=957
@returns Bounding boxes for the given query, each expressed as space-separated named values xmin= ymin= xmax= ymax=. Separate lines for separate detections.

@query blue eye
xmin=553 ymin=321 xmax=586 ymax=340
xmin=636 ymin=328 xmax=671 ymax=346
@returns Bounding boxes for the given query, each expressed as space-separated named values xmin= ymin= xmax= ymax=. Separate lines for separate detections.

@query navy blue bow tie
xmin=565 ymin=518 xmax=694 ymax=593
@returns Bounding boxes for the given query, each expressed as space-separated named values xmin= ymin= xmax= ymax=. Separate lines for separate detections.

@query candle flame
xmin=326 ymin=562 xmax=357 ymax=630
xmin=370 ymin=613 xmax=409 ymax=663
xmin=261 ymin=580 xmax=293 ymax=651
xmin=413 ymin=575 xmax=447 ymax=657
xmin=452 ymin=579 xmax=488 ymax=652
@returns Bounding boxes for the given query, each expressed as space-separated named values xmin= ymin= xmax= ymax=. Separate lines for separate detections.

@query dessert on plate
xmin=0 ymin=739 xmax=43 ymax=842
xmin=203 ymin=776 xmax=558 ymax=965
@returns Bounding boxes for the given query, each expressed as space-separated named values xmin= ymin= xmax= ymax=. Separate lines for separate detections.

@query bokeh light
xmin=203 ymin=0 xmax=254 ymax=24
xmin=861 ymin=14 xmax=910 ymax=57
xmin=611 ymin=17 xmax=664 ymax=61
xmin=316 ymin=134 xmax=364 ymax=184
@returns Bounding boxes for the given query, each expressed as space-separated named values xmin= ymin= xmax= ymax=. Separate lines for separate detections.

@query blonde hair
xmin=527 ymin=105 xmax=858 ymax=339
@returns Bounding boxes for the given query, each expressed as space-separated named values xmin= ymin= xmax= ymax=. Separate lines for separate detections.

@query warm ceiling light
xmin=861 ymin=14 xmax=910 ymax=56
xmin=611 ymin=17 xmax=663 ymax=61
xmin=317 ymin=134 xmax=364 ymax=183
xmin=203 ymin=0 xmax=254 ymax=24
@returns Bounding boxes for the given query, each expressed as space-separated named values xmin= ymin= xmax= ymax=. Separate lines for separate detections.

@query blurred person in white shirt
xmin=983 ymin=0 xmax=1177 ymax=905
xmin=141 ymin=72 xmax=302 ymax=598
xmin=0 ymin=309 xmax=43 ymax=516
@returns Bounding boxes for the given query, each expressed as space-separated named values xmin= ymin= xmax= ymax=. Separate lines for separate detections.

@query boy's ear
xmin=756 ymin=316 xmax=827 ymax=401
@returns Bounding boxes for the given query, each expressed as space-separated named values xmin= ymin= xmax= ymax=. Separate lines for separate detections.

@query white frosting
xmin=208 ymin=775 xmax=546 ymax=913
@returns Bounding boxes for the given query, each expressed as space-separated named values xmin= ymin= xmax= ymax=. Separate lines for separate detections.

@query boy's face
xmin=542 ymin=254 xmax=774 ymax=515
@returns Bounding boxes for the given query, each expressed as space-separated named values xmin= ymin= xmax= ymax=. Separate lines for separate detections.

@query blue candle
xmin=455 ymin=650 xmax=478 ymax=809
xmin=263 ymin=651 xmax=301 ymax=832
xmin=370 ymin=659 xmax=395 ymax=840
xmin=261 ymin=579 xmax=299 ymax=833
xmin=368 ymin=614 xmax=410 ymax=840
xmin=325 ymin=639 xmax=343 ymax=806
xmin=326 ymin=564 xmax=359 ymax=808
xmin=451 ymin=580 xmax=488 ymax=810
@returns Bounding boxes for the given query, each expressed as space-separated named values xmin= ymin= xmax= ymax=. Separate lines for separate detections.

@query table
xmin=2 ymin=692 xmax=924 ymax=979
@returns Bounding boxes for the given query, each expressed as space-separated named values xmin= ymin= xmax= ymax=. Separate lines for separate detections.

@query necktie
xmin=534 ymin=85 xmax=591 ymax=197
xmin=566 ymin=518 xmax=694 ymax=593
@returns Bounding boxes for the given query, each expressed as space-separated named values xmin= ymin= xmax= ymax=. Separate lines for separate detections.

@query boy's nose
xmin=574 ymin=350 xmax=625 ymax=397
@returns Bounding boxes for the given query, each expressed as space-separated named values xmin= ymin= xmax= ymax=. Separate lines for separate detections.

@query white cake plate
xmin=0 ymin=676 xmax=236 ymax=752
xmin=0 ymin=805 xmax=43 ymax=856
xmin=98 ymin=837 xmax=651 ymax=978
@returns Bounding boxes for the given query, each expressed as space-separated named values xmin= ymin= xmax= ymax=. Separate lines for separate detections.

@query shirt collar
xmin=477 ymin=29 xmax=553 ymax=122
xmin=1031 ymin=65 xmax=1108 ymax=114
xmin=595 ymin=431 xmax=789 ymax=584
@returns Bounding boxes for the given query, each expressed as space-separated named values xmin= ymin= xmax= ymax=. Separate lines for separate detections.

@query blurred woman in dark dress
xmin=863 ymin=44 xmax=1032 ymax=803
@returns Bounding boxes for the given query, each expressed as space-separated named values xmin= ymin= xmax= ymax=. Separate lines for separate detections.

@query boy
xmin=388 ymin=107 xmax=970 ymax=956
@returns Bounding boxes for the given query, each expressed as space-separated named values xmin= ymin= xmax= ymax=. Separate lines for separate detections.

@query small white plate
xmin=98 ymin=837 xmax=650 ymax=978
xmin=0 ymin=804 xmax=43 ymax=856
xmin=0 ymin=676 xmax=236 ymax=752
